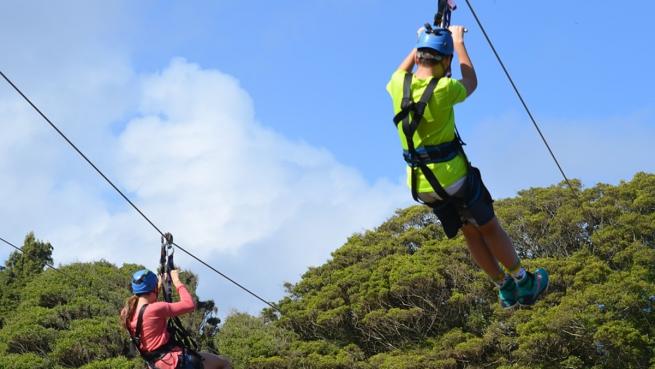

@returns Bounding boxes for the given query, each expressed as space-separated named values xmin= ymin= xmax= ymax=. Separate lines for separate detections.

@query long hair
xmin=121 ymin=295 xmax=140 ymax=331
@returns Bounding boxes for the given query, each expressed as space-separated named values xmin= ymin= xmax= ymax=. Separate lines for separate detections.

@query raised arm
xmin=449 ymin=25 xmax=477 ymax=96
xmin=162 ymin=270 xmax=196 ymax=317
xmin=397 ymin=48 xmax=417 ymax=72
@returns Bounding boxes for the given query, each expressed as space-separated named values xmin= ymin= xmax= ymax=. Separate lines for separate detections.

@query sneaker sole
xmin=501 ymin=301 xmax=519 ymax=310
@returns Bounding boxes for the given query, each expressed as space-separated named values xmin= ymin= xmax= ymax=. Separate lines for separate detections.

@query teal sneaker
xmin=498 ymin=276 xmax=518 ymax=309
xmin=517 ymin=268 xmax=549 ymax=306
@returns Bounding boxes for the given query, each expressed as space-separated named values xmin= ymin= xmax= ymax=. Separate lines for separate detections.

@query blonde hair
xmin=417 ymin=48 xmax=444 ymax=67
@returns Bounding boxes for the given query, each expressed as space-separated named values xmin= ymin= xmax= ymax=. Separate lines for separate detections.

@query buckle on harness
xmin=403 ymin=151 xmax=422 ymax=167
xmin=402 ymin=140 xmax=461 ymax=166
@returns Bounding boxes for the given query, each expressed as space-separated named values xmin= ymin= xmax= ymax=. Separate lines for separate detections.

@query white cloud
xmin=1 ymin=56 xmax=408 ymax=315
xmin=114 ymin=59 xmax=407 ymax=255
xmin=0 ymin=0 xmax=138 ymax=267
xmin=0 ymin=2 xmax=410 ymax=316
xmin=109 ymin=59 xmax=408 ymax=313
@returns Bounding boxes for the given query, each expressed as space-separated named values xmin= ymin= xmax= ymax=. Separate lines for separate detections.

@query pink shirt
xmin=127 ymin=285 xmax=195 ymax=369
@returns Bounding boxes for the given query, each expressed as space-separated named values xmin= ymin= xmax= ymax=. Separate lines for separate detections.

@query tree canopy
xmin=1 ymin=173 xmax=654 ymax=369
xmin=218 ymin=173 xmax=655 ymax=369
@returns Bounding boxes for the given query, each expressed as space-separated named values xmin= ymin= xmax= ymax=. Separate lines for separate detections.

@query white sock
xmin=512 ymin=267 xmax=527 ymax=282
xmin=495 ymin=274 xmax=511 ymax=288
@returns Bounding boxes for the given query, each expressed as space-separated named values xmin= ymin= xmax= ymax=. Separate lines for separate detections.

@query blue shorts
xmin=431 ymin=166 xmax=495 ymax=238
xmin=176 ymin=350 xmax=203 ymax=369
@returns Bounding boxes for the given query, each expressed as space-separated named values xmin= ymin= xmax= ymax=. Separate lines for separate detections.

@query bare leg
xmin=200 ymin=352 xmax=232 ymax=369
xmin=461 ymin=223 xmax=505 ymax=282
xmin=477 ymin=217 xmax=520 ymax=270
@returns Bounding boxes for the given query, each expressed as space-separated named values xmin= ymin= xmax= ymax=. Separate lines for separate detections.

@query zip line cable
xmin=0 ymin=235 xmax=65 ymax=275
xmin=0 ymin=71 xmax=164 ymax=236
xmin=0 ymin=70 xmax=280 ymax=313
xmin=459 ymin=2 xmax=599 ymax=249
xmin=169 ymin=241 xmax=279 ymax=310
xmin=462 ymin=0 xmax=578 ymax=197
xmin=1 ymin=234 xmax=136 ymax=302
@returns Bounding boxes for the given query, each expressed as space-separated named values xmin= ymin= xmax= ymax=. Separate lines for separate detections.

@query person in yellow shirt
xmin=387 ymin=24 xmax=548 ymax=308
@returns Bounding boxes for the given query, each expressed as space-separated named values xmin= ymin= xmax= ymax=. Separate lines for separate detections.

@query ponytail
xmin=121 ymin=295 xmax=140 ymax=330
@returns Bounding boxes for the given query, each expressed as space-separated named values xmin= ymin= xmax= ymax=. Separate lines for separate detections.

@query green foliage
xmin=1 ymin=173 xmax=654 ymax=368
xmin=0 ymin=353 xmax=52 ymax=369
xmin=216 ymin=173 xmax=655 ymax=369
xmin=0 ymin=233 xmax=54 ymax=320
xmin=4 ymin=233 xmax=54 ymax=282
xmin=0 ymin=306 xmax=59 ymax=354
xmin=218 ymin=313 xmax=296 ymax=368
xmin=78 ymin=357 xmax=143 ymax=369
xmin=50 ymin=317 xmax=126 ymax=367
xmin=0 ymin=252 xmax=214 ymax=368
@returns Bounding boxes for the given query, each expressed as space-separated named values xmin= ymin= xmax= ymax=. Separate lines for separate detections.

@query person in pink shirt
xmin=121 ymin=269 xmax=232 ymax=369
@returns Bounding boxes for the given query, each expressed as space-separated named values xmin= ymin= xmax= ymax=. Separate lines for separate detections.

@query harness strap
xmin=142 ymin=341 xmax=178 ymax=363
xmin=393 ymin=73 xmax=416 ymax=125
xmin=158 ymin=233 xmax=199 ymax=353
xmin=392 ymin=72 xmax=476 ymax=207
xmin=134 ymin=304 xmax=148 ymax=348
xmin=402 ymin=140 xmax=461 ymax=165
xmin=401 ymin=72 xmax=413 ymax=111
xmin=394 ymin=73 xmax=452 ymax=203
xmin=160 ymin=239 xmax=173 ymax=304
xmin=168 ymin=316 xmax=198 ymax=352
xmin=129 ymin=304 xmax=175 ymax=368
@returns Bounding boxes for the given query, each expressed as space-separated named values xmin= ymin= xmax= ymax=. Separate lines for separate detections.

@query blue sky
xmin=124 ymin=0 xmax=655 ymax=187
xmin=1 ymin=0 xmax=653 ymax=316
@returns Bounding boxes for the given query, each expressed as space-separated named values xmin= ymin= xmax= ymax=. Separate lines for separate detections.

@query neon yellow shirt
xmin=386 ymin=70 xmax=468 ymax=192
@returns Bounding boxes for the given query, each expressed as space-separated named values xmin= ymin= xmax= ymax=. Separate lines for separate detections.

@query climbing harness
xmin=126 ymin=233 xmax=202 ymax=369
xmin=129 ymin=304 xmax=179 ymax=367
xmin=129 ymin=302 xmax=202 ymax=369
xmin=391 ymin=72 xmax=473 ymax=202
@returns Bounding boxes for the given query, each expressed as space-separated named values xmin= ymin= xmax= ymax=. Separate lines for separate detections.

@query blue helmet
xmin=417 ymin=27 xmax=454 ymax=56
xmin=131 ymin=269 xmax=158 ymax=295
